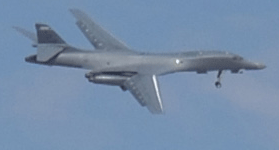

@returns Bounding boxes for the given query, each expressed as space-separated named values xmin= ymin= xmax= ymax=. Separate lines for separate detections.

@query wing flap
xmin=124 ymin=75 xmax=164 ymax=114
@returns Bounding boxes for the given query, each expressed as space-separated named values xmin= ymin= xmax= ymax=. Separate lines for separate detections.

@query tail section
xmin=35 ymin=23 xmax=68 ymax=62
xmin=35 ymin=23 xmax=66 ymax=44
xmin=35 ymin=24 xmax=67 ymax=62
xmin=37 ymin=45 xmax=65 ymax=62
xmin=13 ymin=24 xmax=66 ymax=44
xmin=15 ymin=23 xmax=70 ymax=63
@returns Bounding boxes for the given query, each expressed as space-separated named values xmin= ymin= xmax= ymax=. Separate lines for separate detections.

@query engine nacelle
xmin=86 ymin=74 xmax=130 ymax=86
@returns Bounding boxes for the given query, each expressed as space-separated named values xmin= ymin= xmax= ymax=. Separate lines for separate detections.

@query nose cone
xmin=246 ymin=62 xmax=266 ymax=70
xmin=255 ymin=62 xmax=266 ymax=70
xmin=242 ymin=60 xmax=266 ymax=70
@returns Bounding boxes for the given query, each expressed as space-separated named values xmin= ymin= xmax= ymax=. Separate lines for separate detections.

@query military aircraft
xmin=14 ymin=9 xmax=266 ymax=114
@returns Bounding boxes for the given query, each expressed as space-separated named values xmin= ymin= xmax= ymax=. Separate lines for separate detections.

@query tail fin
xmin=35 ymin=23 xmax=66 ymax=44
xmin=35 ymin=24 xmax=67 ymax=62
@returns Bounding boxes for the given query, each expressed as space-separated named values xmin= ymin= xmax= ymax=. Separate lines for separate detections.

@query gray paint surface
xmin=16 ymin=9 xmax=265 ymax=114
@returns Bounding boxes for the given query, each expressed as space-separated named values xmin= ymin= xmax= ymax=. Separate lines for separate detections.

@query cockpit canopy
xmin=232 ymin=55 xmax=244 ymax=61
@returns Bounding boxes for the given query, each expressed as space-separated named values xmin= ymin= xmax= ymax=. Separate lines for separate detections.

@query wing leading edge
xmin=69 ymin=9 xmax=132 ymax=52
xmin=124 ymin=75 xmax=164 ymax=114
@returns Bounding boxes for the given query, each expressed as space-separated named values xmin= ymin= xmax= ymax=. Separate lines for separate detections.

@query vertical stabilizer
xmin=35 ymin=24 xmax=66 ymax=62
xmin=35 ymin=23 xmax=66 ymax=44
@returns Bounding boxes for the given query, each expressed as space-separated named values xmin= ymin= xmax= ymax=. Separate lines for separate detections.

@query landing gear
xmin=215 ymin=70 xmax=222 ymax=88
xmin=215 ymin=81 xmax=221 ymax=88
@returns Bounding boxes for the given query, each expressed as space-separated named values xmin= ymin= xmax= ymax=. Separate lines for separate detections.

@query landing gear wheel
xmin=215 ymin=81 xmax=222 ymax=88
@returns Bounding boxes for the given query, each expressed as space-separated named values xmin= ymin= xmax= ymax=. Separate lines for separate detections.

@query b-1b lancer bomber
xmin=14 ymin=9 xmax=266 ymax=114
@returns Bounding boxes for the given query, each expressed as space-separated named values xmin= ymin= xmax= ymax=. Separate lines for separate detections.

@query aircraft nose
xmin=255 ymin=62 xmax=266 ymax=69
xmin=244 ymin=61 xmax=266 ymax=70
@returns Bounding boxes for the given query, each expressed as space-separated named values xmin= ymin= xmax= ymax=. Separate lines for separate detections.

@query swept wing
xmin=69 ymin=9 xmax=131 ymax=51
xmin=13 ymin=26 xmax=37 ymax=47
xmin=123 ymin=74 xmax=164 ymax=114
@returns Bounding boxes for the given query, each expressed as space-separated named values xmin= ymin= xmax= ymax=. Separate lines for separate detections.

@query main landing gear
xmin=215 ymin=70 xmax=222 ymax=88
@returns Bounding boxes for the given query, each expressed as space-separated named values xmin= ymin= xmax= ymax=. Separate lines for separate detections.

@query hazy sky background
xmin=1 ymin=0 xmax=279 ymax=149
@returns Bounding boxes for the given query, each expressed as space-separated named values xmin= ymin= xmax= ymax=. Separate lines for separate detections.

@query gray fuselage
xmin=26 ymin=47 xmax=266 ymax=76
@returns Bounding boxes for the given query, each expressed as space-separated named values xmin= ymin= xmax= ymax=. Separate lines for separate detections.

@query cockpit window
xmin=232 ymin=56 xmax=243 ymax=61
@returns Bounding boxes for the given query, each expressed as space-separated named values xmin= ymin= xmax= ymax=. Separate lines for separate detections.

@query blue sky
xmin=1 ymin=0 xmax=279 ymax=149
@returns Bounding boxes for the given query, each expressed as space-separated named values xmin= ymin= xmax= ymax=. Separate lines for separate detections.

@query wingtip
xmin=69 ymin=8 xmax=80 ymax=19
xmin=12 ymin=26 xmax=27 ymax=33
xmin=69 ymin=8 xmax=89 ymax=20
xmin=69 ymin=8 xmax=77 ymax=13
xmin=12 ymin=26 xmax=21 ymax=34
xmin=150 ymin=110 xmax=165 ymax=115
xmin=12 ymin=26 xmax=37 ymax=42
xmin=12 ymin=26 xmax=21 ymax=31
xmin=69 ymin=8 xmax=82 ymax=15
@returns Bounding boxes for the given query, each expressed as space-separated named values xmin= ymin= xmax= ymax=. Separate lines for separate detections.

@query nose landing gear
xmin=215 ymin=70 xmax=222 ymax=88
xmin=215 ymin=81 xmax=221 ymax=88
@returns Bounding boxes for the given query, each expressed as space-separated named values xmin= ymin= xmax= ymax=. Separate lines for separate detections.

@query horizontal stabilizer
xmin=37 ymin=44 xmax=64 ymax=62
xmin=35 ymin=23 xmax=66 ymax=44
